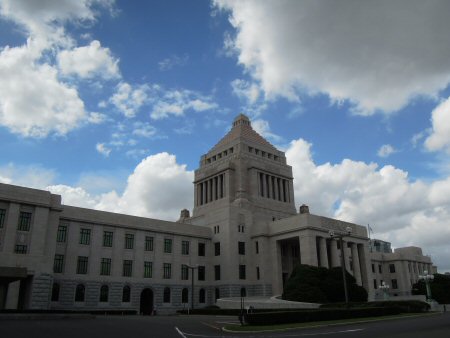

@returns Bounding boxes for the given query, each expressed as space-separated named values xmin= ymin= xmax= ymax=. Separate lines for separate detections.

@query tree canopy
xmin=282 ymin=264 xmax=368 ymax=303
xmin=412 ymin=273 xmax=450 ymax=304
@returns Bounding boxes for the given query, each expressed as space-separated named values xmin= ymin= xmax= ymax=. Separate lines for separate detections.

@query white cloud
xmin=158 ymin=54 xmax=189 ymax=71
xmin=96 ymin=143 xmax=111 ymax=157
xmin=150 ymin=89 xmax=217 ymax=120
xmin=0 ymin=0 xmax=115 ymax=138
xmin=252 ymin=119 xmax=283 ymax=144
xmin=132 ymin=122 xmax=157 ymax=138
xmin=285 ymin=138 xmax=450 ymax=271
xmin=0 ymin=163 xmax=55 ymax=188
xmin=377 ymin=144 xmax=397 ymax=158
xmin=57 ymin=40 xmax=120 ymax=79
xmin=0 ymin=43 xmax=87 ymax=137
xmin=424 ymin=97 xmax=450 ymax=153
xmin=231 ymin=79 xmax=260 ymax=104
xmin=87 ymin=112 xmax=108 ymax=124
xmin=215 ymin=0 xmax=450 ymax=114
xmin=110 ymin=82 xmax=149 ymax=117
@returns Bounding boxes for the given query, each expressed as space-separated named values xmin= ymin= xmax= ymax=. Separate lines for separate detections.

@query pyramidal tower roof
xmin=209 ymin=114 xmax=278 ymax=154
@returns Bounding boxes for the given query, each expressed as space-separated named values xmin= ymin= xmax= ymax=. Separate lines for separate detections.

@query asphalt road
xmin=1 ymin=312 xmax=449 ymax=338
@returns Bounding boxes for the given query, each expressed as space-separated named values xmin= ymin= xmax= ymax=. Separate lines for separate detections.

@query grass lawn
xmin=223 ymin=312 xmax=437 ymax=332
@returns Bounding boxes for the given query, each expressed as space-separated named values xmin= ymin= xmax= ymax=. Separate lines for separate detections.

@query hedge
xmin=244 ymin=307 xmax=401 ymax=325
xmin=320 ymin=300 xmax=430 ymax=313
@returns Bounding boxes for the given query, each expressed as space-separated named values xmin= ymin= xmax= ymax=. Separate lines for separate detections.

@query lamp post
xmin=419 ymin=270 xmax=434 ymax=301
xmin=329 ymin=226 xmax=352 ymax=304
xmin=183 ymin=264 xmax=198 ymax=312
xmin=379 ymin=281 xmax=390 ymax=300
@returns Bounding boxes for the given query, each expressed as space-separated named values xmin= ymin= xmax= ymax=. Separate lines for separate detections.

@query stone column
xmin=351 ymin=243 xmax=362 ymax=285
xmin=212 ymin=177 xmax=217 ymax=201
xmin=330 ymin=239 xmax=340 ymax=267
xmin=280 ymin=179 xmax=285 ymax=202
xmin=319 ymin=237 xmax=329 ymax=268
xmin=267 ymin=175 xmax=272 ymax=199
xmin=202 ymin=182 xmax=207 ymax=205
xmin=299 ymin=235 xmax=318 ymax=266
xmin=343 ymin=241 xmax=351 ymax=273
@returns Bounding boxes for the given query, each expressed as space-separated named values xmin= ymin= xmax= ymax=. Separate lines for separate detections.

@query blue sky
xmin=1 ymin=0 xmax=450 ymax=271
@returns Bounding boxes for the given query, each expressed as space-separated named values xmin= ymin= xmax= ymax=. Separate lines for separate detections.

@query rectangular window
xmin=389 ymin=264 xmax=396 ymax=273
xmin=256 ymin=266 xmax=260 ymax=280
xmin=408 ymin=262 xmax=411 ymax=273
xmin=182 ymin=240 xmax=190 ymax=255
xmin=123 ymin=260 xmax=133 ymax=277
xmin=53 ymin=254 xmax=64 ymax=273
xmin=144 ymin=261 xmax=152 ymax=278
xmin=238 ymin=241 xmax=245 ymax=255
xmin=14 ymin=245 xmax=27 ymax=254
xmin=373 ymin=279 xmax=377 ymax=289
xmin=77 ymin=256 xmax=88 ymax=274
xmin=163 ymin=263 xmax=172 ymax=279
xmin=17 ymin=211 xmax=32 ymax=231
xmin=198 ymin=266 xmax=205 ymax=281
xmin=100 ymin=258 xmax=111 ymax=276
xmin=125 ymin=233 xmax=134 ymax=249
xmin=164 ymin=238 xmax=172 ymax=253
xmin=378 ymin=264 xmax=382 ymax=273
xmin=103 ymin=231 xmax=113 ymax=247
xmin=214 ymin=265 xmax=221 ymax=280
xmin=145 ymin=236 xmax=154 ymax=251
xmin=56 ymin=225 xmax=67 ymax=243
xmin=0 ymin=208 xmax=5 ymax=228
xmin=371 ymin=264 xmax=375 ymax=273
xmin=255 ymin=241 xmax=259 ymax=254
xmin=214 ymin=242 xmax=220 ymax=256
xmin=391 ymin=279 xmax=398 ymax=289
xmin=181 ymin=265 xmax=189 ymax=280
xmin=239 ymin=265 xmax=246 ymax=280
xmin=79 ymin=228 xmax=91 ymax=245
xmin=198 ymin=243 xmax=205 ymax=256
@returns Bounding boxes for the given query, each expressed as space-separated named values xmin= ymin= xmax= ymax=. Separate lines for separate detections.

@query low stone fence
xmin=216 ymin=296 xmax=320 ymax=310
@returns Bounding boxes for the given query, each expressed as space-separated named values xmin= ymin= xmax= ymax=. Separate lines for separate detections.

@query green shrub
xmin=320 ymin=300 xmax=430 ymax=313
xmin=244 ymin=307 xmax=401 ymax=325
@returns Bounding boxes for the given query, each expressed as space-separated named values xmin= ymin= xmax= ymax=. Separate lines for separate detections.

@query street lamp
xmin=379 ymin=281 xmax=390 ymax=300
xmin=329 ymin=226 xmax=352 ymax=304
xmin=183 ymin=264 xmax=198 ymax=312
xmin=419 ymin=270 xmax=434 ymax=301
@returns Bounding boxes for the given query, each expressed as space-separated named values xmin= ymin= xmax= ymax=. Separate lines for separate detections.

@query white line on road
xmin=174 ymin=327 xmax=364 ymax=337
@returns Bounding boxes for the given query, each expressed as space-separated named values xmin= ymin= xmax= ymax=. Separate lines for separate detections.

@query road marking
xmin=174 ymin=327 xmax=364 ymax=337
xmin=175 ymin=326 xmax=187 ymax=338
xmin=200 ymin=321 xmax=221 ymax=330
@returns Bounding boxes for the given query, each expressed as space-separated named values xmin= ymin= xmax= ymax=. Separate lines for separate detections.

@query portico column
xmin=330 ymin=239 xmax=340 ymax=267
xmin=212 ymin=177 xmax=216 ymax=201
xmin=351 ymin=243 xmax=362 ymax=285
xmin=202 ymin=182 xmax=207 ymax=204
xmin=319 ymin=237 xmax=329 ymax=268
xmin=343 ymin=241 xmax=351 ymax=273
xmin=299 ymin=235 xmax=318 ymax=266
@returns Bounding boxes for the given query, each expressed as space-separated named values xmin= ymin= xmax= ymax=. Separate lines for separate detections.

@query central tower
xmin=190 ymin=114 xmax=297 ymax=298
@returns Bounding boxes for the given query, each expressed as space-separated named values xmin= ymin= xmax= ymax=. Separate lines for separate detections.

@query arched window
xmin=163 ymin=287 xmax=171 ymax=303
xmin=75 ymin=284 xmax=85 ymax=302
xmin=181 ymin=288 xmax=189 ymax=304
xmin=215 ymin=288 xmax=220 ymax=302
xmin=51 ymin=282 xmax=60 ymax=302
xmin=199 ymin=288 xmax=205 ymax=304
xmin=122 ymin=285 xmax=131 ymax=302
xmin=100 ymin=285 xmax=109 ymax=302
xmin=240 ymin=287 xmax=246 ymax=297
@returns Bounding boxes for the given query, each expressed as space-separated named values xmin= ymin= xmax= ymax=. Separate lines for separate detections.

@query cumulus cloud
xmin=424 ymin=97 xmax=450 ymax=153
xmin=96 ymin=143 xmax=111 ymax=157
xmin=132 ymin=122 xmax=157 ymax=138
xmin=57 ymin=40 xmax=120 ymax=79
xmin=0 ymin=0 xmax=115 ymax=137
xmin=231 ymin=79 xmax=260 ymax=104
xmin=377 ymin=144 xmax=397 ymax=158
xmin=285 ymin=138 xmax=450 ymax=271
xmin=215 ymin=0 xmax=450 ymax=114
xmin=0 ymin=42 xmax=86 ymax=137
xmin=110 ymin=82 xmax=149 ymax=117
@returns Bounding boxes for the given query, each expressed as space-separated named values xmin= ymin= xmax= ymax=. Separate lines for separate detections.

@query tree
xmin=412 ymin=273 xmax=450 ymax=304
xmin=282 ymin=264 xmax=368 ymax=303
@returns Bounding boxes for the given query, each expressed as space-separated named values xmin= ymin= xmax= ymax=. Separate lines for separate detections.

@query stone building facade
xmin=0 ymin=114 xmax=434 ymax=312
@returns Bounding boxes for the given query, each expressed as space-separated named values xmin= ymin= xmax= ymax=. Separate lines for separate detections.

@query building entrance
xmin=140 ymin=288 xmax=153 ymax=315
